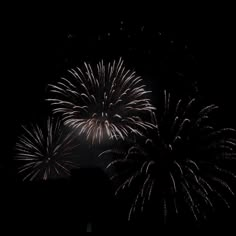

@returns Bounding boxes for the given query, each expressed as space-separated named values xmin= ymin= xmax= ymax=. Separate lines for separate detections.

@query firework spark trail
xmin=15 ymin=117 xmax=80 ymax=181
xmin=47 ymin=58 xmax=156 ymax=144
xmin=101 ymin=90 xmax=236 ymax=222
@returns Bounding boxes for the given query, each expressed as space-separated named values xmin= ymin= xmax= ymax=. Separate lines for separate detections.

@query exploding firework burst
xmin=15 ymin=117 xmax=80 ymax=181
xmin=100 ymin=90 xmax=236 ymax=222
xmin=47 ymin=58 xmax=155 ymax=144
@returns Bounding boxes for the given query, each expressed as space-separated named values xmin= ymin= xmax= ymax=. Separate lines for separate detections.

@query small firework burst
xmin=47 ymin=58 xmax=155 ymax=144
xmin=15 ymin=117 xmax=80 ymax=181
xmin=100 ymin=90 xmax=236 ymax=222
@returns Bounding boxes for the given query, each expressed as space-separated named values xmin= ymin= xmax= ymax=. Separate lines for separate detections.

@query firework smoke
xmin=47 ymin=58 xmax=155 ymax=144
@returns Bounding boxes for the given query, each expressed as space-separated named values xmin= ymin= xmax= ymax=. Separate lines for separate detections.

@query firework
xmin=47 ymin=58 xmax=155 ymax=144
xmin=15 ymin=117 xmax=80 ymax=181
xmin=100 ymin=90 xmax=236 ymax=222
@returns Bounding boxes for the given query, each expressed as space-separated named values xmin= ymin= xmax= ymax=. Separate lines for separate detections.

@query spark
xmin=47 ymin=58 xmax=155 ymax=144
xmin=101 ymin=90 xmax=236 ymax=222
xmin=15 ymin=117 xmax=79 ymax=181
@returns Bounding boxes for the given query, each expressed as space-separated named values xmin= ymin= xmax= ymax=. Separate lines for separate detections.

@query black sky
xmin=2 ymin=8 xmax=236 ymax=232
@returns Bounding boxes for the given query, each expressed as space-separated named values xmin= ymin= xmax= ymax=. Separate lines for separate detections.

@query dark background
xmin=1 ymin=7 xmax=236 ymax=232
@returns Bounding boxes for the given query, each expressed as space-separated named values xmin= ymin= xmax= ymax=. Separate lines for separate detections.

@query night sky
xmin=2 ymin=9 xmax=236 ymax=233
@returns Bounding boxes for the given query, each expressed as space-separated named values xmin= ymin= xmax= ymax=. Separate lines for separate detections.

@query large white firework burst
xmin=15 ymin=117 xmax=80 ymax=181
xmin=47 ymin=58 xmax=155 ymax=144
xmin=100 ymin=90 xmax=236 ymax=222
